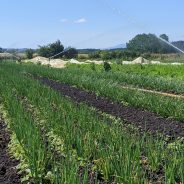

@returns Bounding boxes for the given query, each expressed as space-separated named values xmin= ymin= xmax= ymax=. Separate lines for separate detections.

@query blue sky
xmin=0 ymin=0 xmax=184 ymax=49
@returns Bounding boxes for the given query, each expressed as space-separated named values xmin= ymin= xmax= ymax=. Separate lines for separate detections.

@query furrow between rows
xmin=36 ymin=76 xmax=184 ymax=138
xmin=0 ymin=115 xmax=21 ymax=184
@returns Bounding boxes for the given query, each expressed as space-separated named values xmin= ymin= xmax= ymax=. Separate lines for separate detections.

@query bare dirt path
xmin=36 ymin=76 xmax=184 ymax=138
xmin=0 ymin=115 xmax=21 ymax=184
xmin=121 ymin=85 xmax=184 ymax=99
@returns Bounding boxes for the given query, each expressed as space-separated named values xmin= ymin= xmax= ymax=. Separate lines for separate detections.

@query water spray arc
xmin=4 ymin=1 xmax=184 ymax=61
xmin=49 ymin=48 xmax=71 ymax=60
xmin=158 ymin=36 xmax=184 ymax=54
xmin=99 ymin=0 xmax=184 ymax=55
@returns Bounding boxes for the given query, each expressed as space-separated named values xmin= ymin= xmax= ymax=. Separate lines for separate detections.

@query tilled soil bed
xmin=0 ymin=115 xmax=21 ymax=184
xmin=37 ymin=76 xmax=184 ymax=138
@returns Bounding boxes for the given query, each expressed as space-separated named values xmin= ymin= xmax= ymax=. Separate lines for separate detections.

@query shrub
xmin=63 ymin=48 xmax=78 ymax=59
xmin=26 ymin=49 xmax=34 ymax=59
xmin=103 ymin=61 xmax=111 ymax=72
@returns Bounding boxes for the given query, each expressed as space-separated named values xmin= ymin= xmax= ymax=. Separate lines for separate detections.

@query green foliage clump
xmin=103 ymin=61 xmax=111 ymax=72
xmin=89 ymin=51 xmax=101 ymax=59
xmin=38 ymin=40 xmax=64 ymax=58
xmin=127 ymin=33 xmax=176 ymax=54
xmin=63 ymin=47 xmax=78 ymax=59
xmin=25 ymin=49 xmax=34 ymax=59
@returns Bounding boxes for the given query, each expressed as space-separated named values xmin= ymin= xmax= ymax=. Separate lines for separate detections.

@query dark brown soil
xmin=16 ymin=94 xmax=114 ymax=184
xmin=0 ymin=116 xmax=21 ymax=184
xmin=37 ymin=76 xmax=184 ymax=138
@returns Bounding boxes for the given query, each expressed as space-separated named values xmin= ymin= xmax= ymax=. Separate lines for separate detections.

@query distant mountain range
xmin=3 ymin=45 xmax=126 ymax=52
xmin=3 ymin=48 xmax=38 ymax=53
xmin=3 ymin=43 xmax=127 ymax=54
xmin=104 ymin=43 xmax=126 ymax=50
xmin=77 ymin=44 xmax=126 ymax=54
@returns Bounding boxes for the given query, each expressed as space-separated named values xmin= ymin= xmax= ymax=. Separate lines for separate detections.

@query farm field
xmin=68 ymin=63 xmax=184 ymax=79
xmin=0 ymin=61 xmax=184 ymax=184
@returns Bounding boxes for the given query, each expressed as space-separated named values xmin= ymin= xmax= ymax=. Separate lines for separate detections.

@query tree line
xmin=88 ymin=34 xmax=184 ymax=60
xmin=0 ymin=40 xmax=78 ymax=60
xmin=126 ymin=33 xmax=183 ymax=54
xmin=37 ymin=40 xmax=78 ymax=59
xmin=1 ymin=34 xmax=184 ymax=60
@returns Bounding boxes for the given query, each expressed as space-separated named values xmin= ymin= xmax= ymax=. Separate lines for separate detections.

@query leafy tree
xmin=172 ymin=41 xmax=184 ymax=51
xmin=63 ymin=47 xmax=78 ymax=59
xmin=49 ymin=40 xmax=64 ymax=57
xmin=38 ymin=40 xmax=64 ymax=58
xmin=159 ymin=34 xmax=176 ymax=53
xmin=127 ymin=33 xmax=176 ymax=54
xmin=38 ymin=46 xmax=50 ymax=58
xmin=160 ymin=34 xmax=169 ymax=41
xmin=25 ymin=48 xmax=34 ymax=59
xmin=127 ymin=33 xmax=161 ymax=53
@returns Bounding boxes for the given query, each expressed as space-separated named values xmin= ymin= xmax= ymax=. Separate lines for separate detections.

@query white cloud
xmin=60 ymin=18 xmax=68 ymax=23
xmin=74 ymin=18 xmax=87 ymax=24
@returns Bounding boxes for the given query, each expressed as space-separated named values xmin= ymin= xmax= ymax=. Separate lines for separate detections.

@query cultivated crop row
xmin=75 ymin=64 xmax=184 ymax=79
xmin=8 ymin=62 xmax=184 ymax=121
xmin=0 ymin=62 xmax=184 ymax=183
xmin=66 ymin=65 xmax=184 ymax=94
